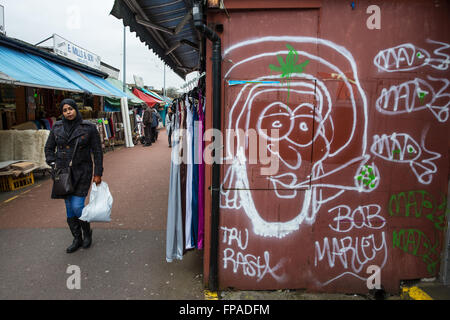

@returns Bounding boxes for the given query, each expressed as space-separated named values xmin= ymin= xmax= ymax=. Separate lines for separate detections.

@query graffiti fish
xmin=370 ymin=131 xmax=441 ymax=184
xmin=374 ymin=39 xmax=450 ymax=72
xmin=376 ymin=76 xmax=450 ymax=122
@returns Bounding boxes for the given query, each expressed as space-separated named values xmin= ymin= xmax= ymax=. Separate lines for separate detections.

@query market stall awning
xmin=110 ymin=0 xmax=200 ymax=79
xmin=0 ymin=44 xmax=83 ymax=92
xmin=132 ymin=88 xmax=163 ymax=107
xmin=140 ymin=87 xmax=164 ymax=102
xmin=140 ymin=87 xmax=172 ymax=107
xmin=37 ymin=57 xmax=126 ymax=98
xmin=106 ymin=78 xmax=146 ymax=106
xmin=0 ymin=38 xmax=126 ymax=98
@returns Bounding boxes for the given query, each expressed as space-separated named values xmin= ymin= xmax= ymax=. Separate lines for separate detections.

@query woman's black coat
xmin=45 ymin=120 xmax=103 ymax=199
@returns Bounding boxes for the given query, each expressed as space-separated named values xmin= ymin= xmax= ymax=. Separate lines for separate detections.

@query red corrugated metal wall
xmin=203 ymin=0 xmax=450 ymax=294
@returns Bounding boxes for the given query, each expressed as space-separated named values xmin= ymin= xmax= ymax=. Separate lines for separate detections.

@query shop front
xmin=0 ymin=34 xmax=129 ymax=190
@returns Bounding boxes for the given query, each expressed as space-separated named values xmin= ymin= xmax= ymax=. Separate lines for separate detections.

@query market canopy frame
xmin=110 ymin=0 xmax=200 ymax=80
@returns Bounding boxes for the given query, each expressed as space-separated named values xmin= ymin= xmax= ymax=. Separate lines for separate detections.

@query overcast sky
xmin=1 ymin=0 xmax=194 ymax=91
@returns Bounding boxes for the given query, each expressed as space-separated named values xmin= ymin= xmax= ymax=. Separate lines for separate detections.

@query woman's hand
xmin=93 ymin=176 xmax=102 ymax=185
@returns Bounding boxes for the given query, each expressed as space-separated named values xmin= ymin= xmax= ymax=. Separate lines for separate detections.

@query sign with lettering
xmin=0 ymin=5 xmax=5 ymax=35
xmin=134 ymin=75 xmax=144 ymax=88
xmin=53 ymin=34 xmax=101 ymax=70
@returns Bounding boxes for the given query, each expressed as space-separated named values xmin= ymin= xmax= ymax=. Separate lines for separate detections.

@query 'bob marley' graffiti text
xmin=314 ymin=232 xmax=387 ymax=275
xmin=328 ymin=204 xmax=386 ymax=233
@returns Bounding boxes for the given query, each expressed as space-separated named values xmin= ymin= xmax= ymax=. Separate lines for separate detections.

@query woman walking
xmin=166 ymin=107 xmax=175 ymax=148
xmin=45 ymin=99 xmax=104 ymax=253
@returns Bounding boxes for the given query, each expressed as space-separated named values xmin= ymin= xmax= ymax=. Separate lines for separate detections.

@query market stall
xmin=0 ymin=34 xmax=129 ymax=190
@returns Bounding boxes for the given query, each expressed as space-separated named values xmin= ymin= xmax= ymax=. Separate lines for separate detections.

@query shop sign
xmin=53 ymin=34 xmax=101 ymax=70
xmin=134 ymin=75 xmax=144 ymax=87
xmin=0 ymin=5 xmax=5 ymax=35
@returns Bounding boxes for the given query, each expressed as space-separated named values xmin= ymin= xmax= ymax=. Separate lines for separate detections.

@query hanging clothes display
xmin=197 ymin=91 xmax=205 ymax=250
xmin=179 ymin=99 xmax=187 ymax=251
xmin=184 ymin=95 xmax=194 ymax=250
xmin=191 ymin=100 xmax=199 ymax=249
xmin=166 ymin=99 xmax=184 ymax=262
xmin=166 ymin=84 xmax=206 ymax=262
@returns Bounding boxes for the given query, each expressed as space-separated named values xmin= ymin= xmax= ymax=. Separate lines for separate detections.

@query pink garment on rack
xmin=197 ymin=92 xmax=205 ymax=250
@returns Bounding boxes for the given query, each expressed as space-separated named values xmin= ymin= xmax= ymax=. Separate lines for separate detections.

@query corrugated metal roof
xmin=110 ymin=0 xmax=199 ymax=79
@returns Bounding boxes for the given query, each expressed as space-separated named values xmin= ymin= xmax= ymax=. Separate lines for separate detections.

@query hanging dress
xmin=191 ymin=100 xmax=199 ymax=249
xmin=184 ymin=96 xmax=194 ymax=250
xmin=179 ymin=100 xmax=187 ymax=251
xmin=166 ymin=103 xmax=184 ymax=262
xmin=197 ymin=92 xmax=205 ymax=249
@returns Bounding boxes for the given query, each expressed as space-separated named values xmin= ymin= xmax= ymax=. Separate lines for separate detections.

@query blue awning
xmin=140 ymin=87 xmax=163 ymax=101
xmin=0 ymin=45 xmax=83 ymax=92
xmin=80 ymin=71 xmax=128 ymax=98
xmin=0 ymin=43 xmax=126 ymax=98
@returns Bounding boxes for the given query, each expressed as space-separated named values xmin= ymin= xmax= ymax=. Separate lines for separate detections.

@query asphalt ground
xmin=0 ymin=129 xmax=204 ymax=300
xmin=1 ymin=129 xmax=448 ymax=302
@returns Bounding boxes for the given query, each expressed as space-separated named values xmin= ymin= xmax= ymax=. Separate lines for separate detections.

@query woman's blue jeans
xmin=64 ymin=196 xmax=86 ymax=218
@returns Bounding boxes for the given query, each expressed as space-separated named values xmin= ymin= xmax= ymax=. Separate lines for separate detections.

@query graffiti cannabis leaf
xmin=269 ymin=44 xmax=310 ymax=76
xmin=269 ymin=44 xmax=310 ymax=103
xmin=356 ymin=165 xmax=378 ymax=189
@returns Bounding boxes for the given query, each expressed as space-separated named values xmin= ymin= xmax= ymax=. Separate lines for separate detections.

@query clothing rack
xmin=179 ymin=72 xmax=206 ymax=93
xmin=166 ymin=85 xmax=206 ymax=262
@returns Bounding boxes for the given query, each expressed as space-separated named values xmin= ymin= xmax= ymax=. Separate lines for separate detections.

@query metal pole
xmin=123 ymin=26 xmax=126 ymax=92
xmin=121 ymin=25 xmax=134 ymax=148
xmin=193 ymin=1 xmax=222 ymax=292
xmin=163 ymin=63 xmax=166 ymax=97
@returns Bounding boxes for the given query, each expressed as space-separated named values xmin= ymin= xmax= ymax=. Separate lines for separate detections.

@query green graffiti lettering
xmin=388 ymin=190 xmax=447 ymax=230
xmin=406 ymin=191 xmax=419 ymax=217
xmin=392 ymin=228 xmax=440 ymax=275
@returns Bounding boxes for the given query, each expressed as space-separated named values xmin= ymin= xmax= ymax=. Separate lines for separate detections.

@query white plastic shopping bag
xmin=79 ymin=182 xmax=113 ymax=222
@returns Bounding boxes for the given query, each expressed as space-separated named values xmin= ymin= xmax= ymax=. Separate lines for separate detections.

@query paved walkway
xmin=0 ymin=130 xmax=204 ymax=300
xmin=1 ymin=129 xmax=448 ymax=301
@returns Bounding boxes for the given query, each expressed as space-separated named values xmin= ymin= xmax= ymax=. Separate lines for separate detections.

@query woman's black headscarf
xmin=59 ymin=98 xmax=82 ymax=138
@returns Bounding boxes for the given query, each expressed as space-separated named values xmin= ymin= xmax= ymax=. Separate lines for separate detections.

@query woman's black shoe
xmin=66 ymin=217 xmax=83 ymax=253
xmin=79 ymin=220 xmax=92 ymax=248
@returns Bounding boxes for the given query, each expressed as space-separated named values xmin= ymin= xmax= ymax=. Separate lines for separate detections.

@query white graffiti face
xmin=374 ymin=39 xmax=450 ymax=72
xmin=221 ymin=36 xmax=369 ymax=238
xmin=250 ymin=88 xmax=329 ymax=183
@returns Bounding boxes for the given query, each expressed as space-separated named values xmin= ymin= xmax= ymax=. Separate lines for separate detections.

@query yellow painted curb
xmin=402 ymin=286 xmax=433 ymax=300
xmin=1 ymin=183 xmax=42 ymax=205
xmin=204 ymin=290 xmax=219 ymax=300
xmin=3 ymin=195 xmax=19 ymax=204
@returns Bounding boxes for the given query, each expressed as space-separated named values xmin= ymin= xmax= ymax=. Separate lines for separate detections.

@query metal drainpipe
xmin=193 ymin=1 xmax=221 ymax=292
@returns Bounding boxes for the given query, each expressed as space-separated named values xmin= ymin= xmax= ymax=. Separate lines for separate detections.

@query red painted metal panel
xmin=208 ymin=0 xmax=322 ymax=9
xmin=204 ymin=0 xmax=450 ymax=294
